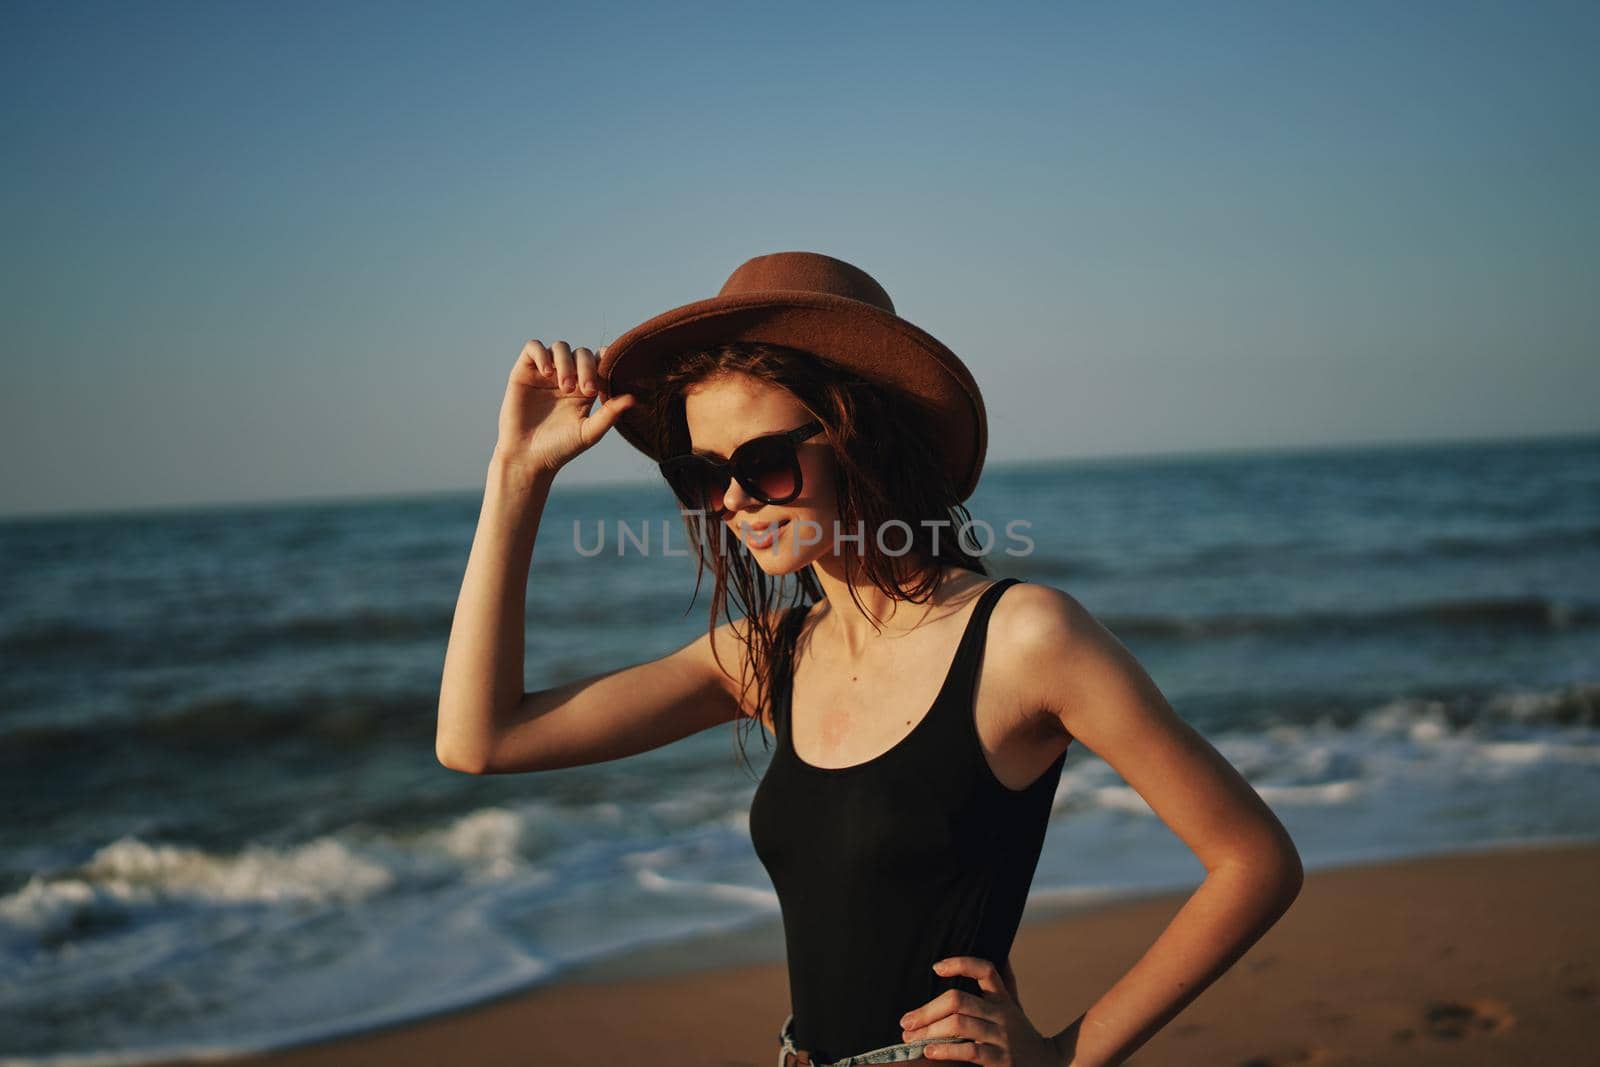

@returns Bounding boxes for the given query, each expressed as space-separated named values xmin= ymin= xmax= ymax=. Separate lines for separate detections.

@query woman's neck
xmin=805 ymin=556 xmax=983 ymax=655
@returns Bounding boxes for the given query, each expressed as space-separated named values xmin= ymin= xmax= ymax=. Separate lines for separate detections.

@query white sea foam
xmin=0 ymin=835 xmax=396 ymax=952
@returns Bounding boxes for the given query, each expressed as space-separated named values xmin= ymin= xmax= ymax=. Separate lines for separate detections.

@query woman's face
xmin=681 ymin=372 xmax=838 ymax=576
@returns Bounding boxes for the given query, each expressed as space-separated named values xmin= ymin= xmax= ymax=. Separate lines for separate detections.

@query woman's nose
xmin=721 ymin=474 xmax=753 ymax=513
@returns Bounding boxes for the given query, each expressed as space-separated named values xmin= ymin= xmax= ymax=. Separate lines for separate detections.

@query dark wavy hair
xmin=645 ymin=341 xmax=989 ymax=780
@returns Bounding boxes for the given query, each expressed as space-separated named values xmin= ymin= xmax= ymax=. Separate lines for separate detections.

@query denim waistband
xmin=777 ymin=1011 xmax=974 ymax=1066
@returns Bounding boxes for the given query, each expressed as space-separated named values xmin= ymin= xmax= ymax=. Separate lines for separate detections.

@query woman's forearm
xmin=435 ymin=454 xmax=555 ymax=772
xmin=1051 ymin=853 xmax=1303 ymax=1067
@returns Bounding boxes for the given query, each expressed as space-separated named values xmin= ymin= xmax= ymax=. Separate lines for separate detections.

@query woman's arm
xmin=435 ymin=455 xmax=550 ymax=772
xmin=1004 ymin=584 xmax=1304 ymax=1067
xmin=437 ymin=448 xmax=763 ymax=776
xmin=437 ymin=339 xmax=758 ymax=774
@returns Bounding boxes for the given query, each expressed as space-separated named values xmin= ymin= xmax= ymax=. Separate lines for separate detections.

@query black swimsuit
xmin=750 ymin=577 xmax=1068 ymax=1063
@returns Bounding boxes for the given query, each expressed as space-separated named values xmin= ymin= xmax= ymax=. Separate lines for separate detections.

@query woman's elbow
xmin=1225 ymin=831 xmax=1305 ymax=910
xmin=1277 ymin=846 xmax=1305 ymax=907
xmin=436 ymin=737 xmax=492 ymax=775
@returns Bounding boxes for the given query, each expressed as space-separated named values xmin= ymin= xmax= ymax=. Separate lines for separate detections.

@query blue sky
xmin=3 ymin=0 xmax=1595 ymax=518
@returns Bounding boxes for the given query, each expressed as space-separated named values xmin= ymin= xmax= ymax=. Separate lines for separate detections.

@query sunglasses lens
xmin=737 ymin=438 xmax=800 ymax=503
xmin=665 ymin=460 xmax=727 ymax=515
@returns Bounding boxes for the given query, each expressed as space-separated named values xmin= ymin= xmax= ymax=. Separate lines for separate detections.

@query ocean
xmin=2 ymin=433 xmax=1597 ymax=1064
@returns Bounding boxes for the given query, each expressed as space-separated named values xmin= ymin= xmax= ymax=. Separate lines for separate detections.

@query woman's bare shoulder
xmin=989 ymin=579 xmax=1095 ymax=649
xmin=984 ymin=579 xmax=1111 ymax=724
xmin=989 ymin=578 xmax=1184 ymax=740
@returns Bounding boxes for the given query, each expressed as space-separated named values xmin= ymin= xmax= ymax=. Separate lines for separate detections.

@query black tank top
xmin=749 ymin=577 xmax=1067 ymax=1062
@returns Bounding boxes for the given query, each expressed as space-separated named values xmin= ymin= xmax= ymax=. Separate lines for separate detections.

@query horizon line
xmin=3 ymin=426 xmax=1595 ymax=526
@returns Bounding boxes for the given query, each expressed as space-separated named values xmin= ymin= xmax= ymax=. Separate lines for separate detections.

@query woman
xmin=437 ymin=252 xmax=1303 ymax=1067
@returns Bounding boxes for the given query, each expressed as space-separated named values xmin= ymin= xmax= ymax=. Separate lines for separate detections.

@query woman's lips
xmin=746 ymin=519 xmax=789 ymax=548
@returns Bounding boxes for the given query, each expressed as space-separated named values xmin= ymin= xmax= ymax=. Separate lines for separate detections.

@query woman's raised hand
xmin=495 ymin=339 xmax=638 ymax=479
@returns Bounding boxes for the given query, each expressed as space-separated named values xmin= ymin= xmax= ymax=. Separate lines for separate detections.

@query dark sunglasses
xmin=659 ymin=419 xmax=825 ymax=516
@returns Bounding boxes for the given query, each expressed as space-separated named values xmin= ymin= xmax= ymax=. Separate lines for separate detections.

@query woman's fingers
xmin=549 ymin=341 xmax=577 ymax=393
xmin=515 ymin=340 xmax=609 ymax=397
xmin=517 ymin=339 xmax=554 ymax=381
xmin=498 ymin=338 xmax=631 ymax=475
xmin=595 ymin=346 xmax=610 ymax=400
xmin=573 ymin=346 xmax=600 ymax=397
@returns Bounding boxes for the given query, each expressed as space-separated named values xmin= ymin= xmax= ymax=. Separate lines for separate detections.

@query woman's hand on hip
xmin=899 ymin=956 xmax=1063 ymax=1066
xmin=494 ymin=339 xmax=637 ymax=479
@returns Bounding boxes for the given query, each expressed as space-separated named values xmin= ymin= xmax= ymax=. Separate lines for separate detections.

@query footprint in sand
xmin=1420 ymin=997 xmax=1516 ymax=1039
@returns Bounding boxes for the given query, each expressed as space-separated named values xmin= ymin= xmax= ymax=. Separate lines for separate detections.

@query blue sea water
xmin=2 ymin=433 xmax=1598 ymax=1064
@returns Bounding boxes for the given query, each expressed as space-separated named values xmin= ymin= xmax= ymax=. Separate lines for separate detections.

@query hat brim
xmin=597 ymin=291 xmax=987 ymax=501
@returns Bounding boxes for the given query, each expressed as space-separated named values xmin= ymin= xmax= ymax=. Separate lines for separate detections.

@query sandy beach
xmin=139 ymin=839 xmax=1598 ymax=1067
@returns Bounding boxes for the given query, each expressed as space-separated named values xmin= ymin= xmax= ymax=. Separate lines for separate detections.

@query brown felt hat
xmin=596 ymin=251 xmax=988 ymax=501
